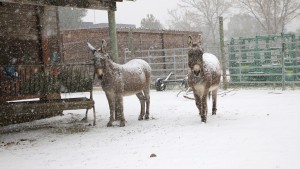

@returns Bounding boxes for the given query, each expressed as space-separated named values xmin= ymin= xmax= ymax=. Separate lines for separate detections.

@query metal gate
xmin=125 ymin=48 xmax=190 ymax=83
xmin=227 ymin=33 xmax=300 ymax=88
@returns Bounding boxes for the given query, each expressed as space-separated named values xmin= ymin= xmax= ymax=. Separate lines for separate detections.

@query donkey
xmin=187 ymin=35 xmax=221 ymax=123
xmin=87 ymin=40 xmax=151 ymax=127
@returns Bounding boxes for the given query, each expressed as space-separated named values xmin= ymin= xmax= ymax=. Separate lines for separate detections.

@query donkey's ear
xmin=87 ymin=42 xmax=96 ymax=54
xmin=197 ymin=34 xmax=202 ymax=46
xmin=101 ymin=39 xmax=107 ymax=53
xmin=187 ymin=35 xmax=193 ymax=47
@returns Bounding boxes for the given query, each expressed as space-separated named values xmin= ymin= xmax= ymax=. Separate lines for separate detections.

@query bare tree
xmin=227 ymin=13 xmax=264 ymax=38
xmin=237 ymin=0 xmax=300 ymax=34
xmin=178 ymin=0 xmax=231 ymax=43
xmin=167 ymin=8 xmax=201 ymax=31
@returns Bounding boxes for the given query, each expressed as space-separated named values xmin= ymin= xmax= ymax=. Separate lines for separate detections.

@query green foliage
xmin=140 ymin=14 xmax=164 ymax=30
xmin=20 ymin=70 xmax=92 ymax=95
xmin=57 ymin=69 xmax=92 ymax=93
xmin=21 ymin=73 xmax=60 ymax=95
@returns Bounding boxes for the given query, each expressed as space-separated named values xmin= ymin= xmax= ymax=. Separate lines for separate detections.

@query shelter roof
xmin=0 ymin=0 xmax=134 ymax=10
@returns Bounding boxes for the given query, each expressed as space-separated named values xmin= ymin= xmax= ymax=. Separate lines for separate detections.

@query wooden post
xmin=108 ymin=7 xmax=120 ymax=120
xmin=282 ymin=43 xmax=286 ymax=91
xmin=35 ymin=5 xmax=45 ymax=65
xmin=55 ymin=6 xmax=62 ymax=63
xmin=108 ymin=9 xmax=119 ymax=63
xmin=219 ymin=16 xmax=228 ymax=90
xmin=160 ymin=32 xmax=166 ymax=70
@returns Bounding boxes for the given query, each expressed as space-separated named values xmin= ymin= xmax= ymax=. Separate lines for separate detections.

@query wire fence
xmin=125 ymin=38 xmax=300 ymax=90
xmin=227 ymin=41 xmax=300 ymax=89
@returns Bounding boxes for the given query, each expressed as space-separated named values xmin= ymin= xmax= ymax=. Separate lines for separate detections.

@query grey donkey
xmin=87 ymin=40 xmax=151 ymax=127
xmin=187 ymin=35 xmax=221 ymax=123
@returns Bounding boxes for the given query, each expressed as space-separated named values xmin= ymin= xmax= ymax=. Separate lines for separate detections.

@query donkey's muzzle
xmin=193 ymin=70 xmax=200 ymax=76
xmin=97 ymin=74 xmax=103 ymax=80
xmin=96 ymin=69 xmax=104 ymax=80
xmin=192 ymin=64 xmax=201 ymax=77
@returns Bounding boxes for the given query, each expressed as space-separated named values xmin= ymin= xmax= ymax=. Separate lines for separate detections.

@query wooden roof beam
xmin=0 ymin=0 xmax=121 ymax=10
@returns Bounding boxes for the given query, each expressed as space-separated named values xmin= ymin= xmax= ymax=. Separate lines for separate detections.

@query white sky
xmin=83 ymin=0 xmax=181 ymax=28
xmin=82 ymin=0 xmax=299 ymax=31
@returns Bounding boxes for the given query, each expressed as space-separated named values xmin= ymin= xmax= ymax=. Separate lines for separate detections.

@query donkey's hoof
xmin=212 ymin=109 xmax=217 ymax=115
xmin=107 ymin=122 xmax=113 ymax=127
xmin=145 ymin=115 xmax=150 ymax=120
xmin=138 ymin=116 xmax=143 ymax=121
xmin=120 ymin=120 xmax=126 ymax=127
xmin=81 ymin=117 xmax=87 ymax=122
xmin=201 ymin=116 xmax=207 ymax=123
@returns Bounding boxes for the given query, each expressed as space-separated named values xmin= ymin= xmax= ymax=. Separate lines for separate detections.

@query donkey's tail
xmin=208 ymin=91 xmax=211 ymax=100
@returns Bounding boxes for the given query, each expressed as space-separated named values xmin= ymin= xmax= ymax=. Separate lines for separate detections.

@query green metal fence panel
xmin=228 ymin=33 xmax=300 ymax=86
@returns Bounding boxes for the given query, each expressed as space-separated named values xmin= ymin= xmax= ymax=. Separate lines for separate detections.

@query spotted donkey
xmin=187 ymin=35 xmax=221 ymax=123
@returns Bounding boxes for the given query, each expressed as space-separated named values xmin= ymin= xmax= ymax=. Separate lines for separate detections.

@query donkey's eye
xmin=100 ymin=57 xmax=106 ymax=63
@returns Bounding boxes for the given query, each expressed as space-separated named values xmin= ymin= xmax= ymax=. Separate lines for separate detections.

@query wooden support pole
xmin=108 ymin=8 xmax=120 ymax=120
xmin=108 ymin=9 xmax=119 ymax=63
xmin=282 ymin=43 xmax=286 ymax=91
xmin=219 ymin=16 xmax=228 ymax=90
xmin=35 ymin=5 xmax=44 ymax=65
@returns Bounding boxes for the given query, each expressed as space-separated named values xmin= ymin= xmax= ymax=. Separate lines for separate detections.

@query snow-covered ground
xmin=1 ymin=89 xmax=300 ymax=169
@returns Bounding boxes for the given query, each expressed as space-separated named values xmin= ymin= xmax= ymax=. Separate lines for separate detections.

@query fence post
xmin=219 ymin=16 xmax=228 ymax=90
xmin=108 ymin=10 xmax=119 ymax=63
xmin=282 ymin=43 xmax=286 ymax=91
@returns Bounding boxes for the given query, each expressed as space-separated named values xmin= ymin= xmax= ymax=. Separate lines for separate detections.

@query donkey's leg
xmin=201 ymin=93 xmax=208 ymax=123
xmin=212 ymin=89 xmax=218 ymax=115
xmin=116 ymin=94 xmax=125 ymax=127
xmin=105 ymin=92 xmax=115 ymax=127
xmin=194 ymin=93 xmax=203 ymax=120
xmin=115 ymin=97 xmax=122 ymax=121
xmin=143 ymin=89 xmax=150 ymax=120
xmin=136 ymin=92 xmax=145 ymax=120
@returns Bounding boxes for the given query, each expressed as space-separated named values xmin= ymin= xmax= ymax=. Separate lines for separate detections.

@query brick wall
xmin=61 ymin=28 xmax=109 ymax=63
xmin=61 ymin=28 xmax=200 ymax=64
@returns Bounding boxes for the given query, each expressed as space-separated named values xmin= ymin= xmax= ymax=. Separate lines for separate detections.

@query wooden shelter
xmin=0 ymin=0 xmax=132 ymax=126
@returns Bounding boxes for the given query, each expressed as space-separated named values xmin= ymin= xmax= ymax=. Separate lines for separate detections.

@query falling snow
xmin=1 ymin=89 xmax=300 ymax=169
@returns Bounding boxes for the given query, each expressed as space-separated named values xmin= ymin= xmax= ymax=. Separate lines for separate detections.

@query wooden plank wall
xmin=0 ymin=2 xmax=60 ymax=65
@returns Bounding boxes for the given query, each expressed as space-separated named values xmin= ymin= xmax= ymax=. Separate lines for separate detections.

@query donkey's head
xmin=87 ymin=40 xmax=109 ymax=79
xmin=187 ymin=35 xmax=204 ymax=77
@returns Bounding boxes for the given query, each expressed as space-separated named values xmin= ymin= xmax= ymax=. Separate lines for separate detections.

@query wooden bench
xmin=0 ymin=64 xmax=96 ymax=126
